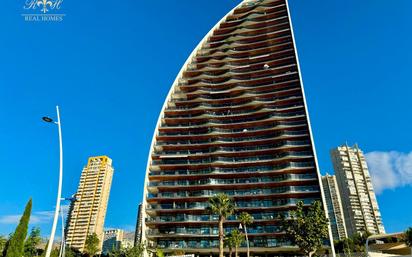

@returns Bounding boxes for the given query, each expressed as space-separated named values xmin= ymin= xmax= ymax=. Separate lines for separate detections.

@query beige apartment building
xmin=322 ymin=174 xmax=347 ymax=240
xmin=331 ymin=144 xmax=385 ymax=236
xmin=65 ymin=156 xmax=114 ymax=252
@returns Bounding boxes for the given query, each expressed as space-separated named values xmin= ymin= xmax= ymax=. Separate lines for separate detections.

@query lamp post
xmin=239 ymin=223 xmax=250 ymax=257
xmin=42 ymin=106 xmax=63 ymax=257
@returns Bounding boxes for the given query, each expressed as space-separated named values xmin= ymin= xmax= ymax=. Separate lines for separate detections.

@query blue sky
xmin=0 ymin=0 xmax=411 ymax=237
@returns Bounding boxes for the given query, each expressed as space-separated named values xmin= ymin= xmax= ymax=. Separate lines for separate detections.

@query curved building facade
xmin=142 ymin=0 xmax=327 ymax=255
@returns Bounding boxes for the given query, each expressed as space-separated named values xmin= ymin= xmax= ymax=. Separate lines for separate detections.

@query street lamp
xmin=42 ymin=106 xmax=63 ymax=257
xmin=239 ymin=223 xmax=250 ymax=257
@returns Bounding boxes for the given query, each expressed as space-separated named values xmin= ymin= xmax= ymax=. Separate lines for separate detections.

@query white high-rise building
xmin=66 ymin=156 xmax=114 ymax=252
xmin=141 ymin=0 xmax=330 ymax=255
xmin=322 ymin=174 xmax=347 ymax=240
xmin=331 ymin=144 xmax=385 ymax=236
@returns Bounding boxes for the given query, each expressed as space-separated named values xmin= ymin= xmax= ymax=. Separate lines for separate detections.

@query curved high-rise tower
xmin=141 ymin=0 xmax=327 ymax=255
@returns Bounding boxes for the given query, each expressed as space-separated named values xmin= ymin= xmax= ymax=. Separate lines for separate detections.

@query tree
xmin=50 ymin=248 xmax=59 ymax=257
xmin=208 ymin=193 xmax=235 ymax=257
xmin=171 ymin=250 xmax=184 ymax=256
xmin=39 ymin=240 xmax=59 ymax=257
xmin=155 ymin=248 xmax=164 ymax=257
xmin=24 ymin=227 xmax=41 ymax=257
xmin=84 ymin=233 xmax=100 ymax=257
xmin=39 ymin=240 xmax=48 ymax=257
xmin=0 ymin=236 xmax=7 ymax=255
xmin=403 ymin=227 xmax=412 ymax=254
xmin=334 ymin=231 xmax=373 ymax=255
xmin=403 ymin=227 xmax=412 ymax=246
xmin=224 ymin=233 xmax=234 ymax=257
xmin=229 ymin=229 xmax=244 ymax=257
xmin=334 ymin=238 xmax=352 ymax=256
xmin=65 ymin=247 xmax=82 ymax=257
xmin=281 ymin=200 xmax=328 ymax=257
xmin=238 ymin=212 xmax=253 ymax=257
xmin=351 ymin=231 xmax=371 ymax=253
xmin=4 ymin=198 xmax=32 ymax=257
xmin=106 ymin=247 xmax=123 ymax=257
xmin=333 ymin=240 xmax=341 ymax=252
xmin=124 ymin=243 xmax=145 ymax=257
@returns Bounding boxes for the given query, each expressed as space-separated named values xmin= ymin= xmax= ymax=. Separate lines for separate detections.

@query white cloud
xmin=0 ymin=212 xmax=52 ymax=225
xmin=0 ymin=204 xmax=71 ymax=225
xmin=365 ymin=151 xmax=412 ymax=194
xmin=0 ymin=215 xmax=22 ymax=224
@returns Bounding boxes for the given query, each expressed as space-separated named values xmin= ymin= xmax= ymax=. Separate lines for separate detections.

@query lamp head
xmin=42 ymin=117 xmax=54 ymax=123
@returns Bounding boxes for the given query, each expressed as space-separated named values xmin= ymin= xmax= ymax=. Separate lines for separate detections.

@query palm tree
xmin=238 ymin=212 xmax=253 ymax=257
xmin=230 ymin=229 xmax=245 ymax=257
xmin=208 ymin=193 xmax=235 ymax=257
xmin=224 ymin=233 xmax=234 ymax=257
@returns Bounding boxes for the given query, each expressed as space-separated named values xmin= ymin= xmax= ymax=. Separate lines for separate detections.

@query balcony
xmin=157 ymin=129 xmax=304 ymax=145
xmin=153 ymin=140 xmax=310 ymax=157
xmin=149 ymin=161 xmax=315 ymax=177
xmin=146 ymin=198 xmax=317 ymax=211
xmin=148 ymin=173 xmax=316 ymax=188
xmin=146 ymin=225 xmax=282 ymax=237
xmin=146 ymin=211 xmax=290 ymax=223
xmin=150 ymin=151 xmax=313 ymax=167
xmin=166 ymin=93 xmax=301 ymax=110
xmin=163 ymin=101 xmax=302 ymax=120
xmin=147 ymin=185 xmax=320 ymax=200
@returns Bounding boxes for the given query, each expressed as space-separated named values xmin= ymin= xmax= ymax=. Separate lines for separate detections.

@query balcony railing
xmin=147 ymin=225 xmax=282 ymax=236
xmin=155 ymin=238 xmax=290 ymax=249
xmin=151 ymin=151 xmax=312 ymax=166
xmin=147 ymin=185 xmax=319 ymax=199
xmin=148 ymin=174 xmax=317 ymax=188
xmin=149 ymin=161 xmax=315 ymax=176
xmin=146 ymin=198 xmax=317 ymax=211
xmin=154 ymin=140 xmax=310 ymax=156
xmin=163 ymin=104 xmax=302 ymax=120
xmin=158 ymin=123 xmax=282 ymax=137
xmin=166 ymin=93 xmax=301 ymax=110
xmin=160 ymin=110 xmax=304 ymax=128
xmin=146 ymin=211 xmax=290 ymax=223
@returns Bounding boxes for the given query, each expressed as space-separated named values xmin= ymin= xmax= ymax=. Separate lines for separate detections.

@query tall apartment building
xmin=134 ymin=203 xmax=143 ymax=246
xmin=322 ymin=174 xmax=347 ymax=240
xmin=141 ymin=0 xmax=328 ymax=255
xmin=331 ymin=144 xmax=385 ymax=236
xmin=66 ymin=156 xmax=114 ymax=252
xmin=102 ymin=229 xmax=124 ymax=254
